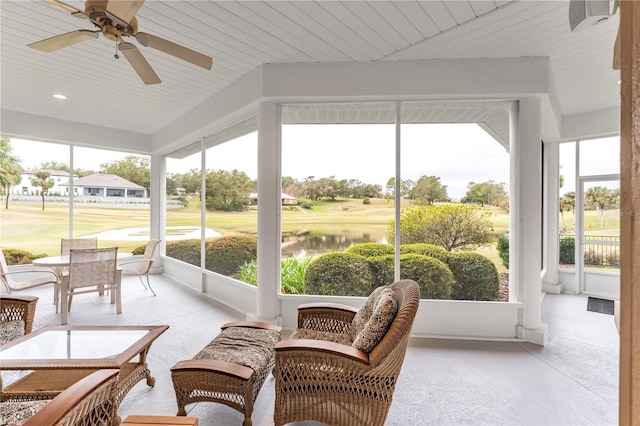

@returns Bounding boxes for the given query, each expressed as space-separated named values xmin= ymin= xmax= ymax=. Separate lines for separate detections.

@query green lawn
xmin=1 ymin=196 xmax=617 ymax=276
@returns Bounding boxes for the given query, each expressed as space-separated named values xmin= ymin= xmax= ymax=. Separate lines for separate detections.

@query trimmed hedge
xmin=446 ymin=251 xmax=500 ymax=301
xmin=346 ymin=242 xmax=394 ymax=258
xmin=559 ymin=236 xmax=575 ymax=264
xmin=2 ymin=248 xmax=49 ymax=266
xmin=400 ymin=243 xmax=450 ymax=263
xmin=205 ymin=235 xmax=257 ymax=276
xmin=365 ymin=255 xmax=395 ymax=288
xmin=496 ymin=234 xmax=509 ymax=268
xmin=304 ymin=252 xmax=373 ymax=296
xmin=399 ymin=253 xmax=453 ymax=299
xmin=165 ymin=239 xmax=201 ymax=267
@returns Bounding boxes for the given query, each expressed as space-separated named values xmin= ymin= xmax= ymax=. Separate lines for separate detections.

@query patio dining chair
xmin=60 ymin=247 xmax=122 ymax=325
xmin=118 ymin=239 xmax=161 ymax=296
xmin=59 ymin=237 xmax=98 ymax=277
xmin=0 ymin=250 xmax=58 ymax=303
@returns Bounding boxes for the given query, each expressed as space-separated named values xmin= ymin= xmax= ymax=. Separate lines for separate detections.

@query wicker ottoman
xmin=170 ymin=321 xmax=281 ymax=426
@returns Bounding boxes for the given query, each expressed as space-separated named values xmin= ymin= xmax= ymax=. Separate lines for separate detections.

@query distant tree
xmin=0 ymin=136 xmax=23 ymax=209
xmin=388 ymin=204 xmax=494 ymax=251
xmin=166 ymin=176 xmax=177 ymax=195
xmin=386 ymin=178 xmax=415 ymax=202
xmin=100 ymin=156 xmax=150 ymax=188
xmin=282 ymin=176 xmax=303 ymax=198
xmin=39 ymin=161 xmax=70 ymax=172
xmin=31 ymin=170 xmax=54 ymax=210
xmin=559 ymin=191 xmax=575 ymax=227
xmin=179 ymin=169 xmax=202 ymax=194
xmin=205 ymin=169 xmax=254 ymax=211
xmin=585 ymin=186 xmax=618 ymax=228
xmin=461 ymin=180 xmax=507 ymax=207
xmin=411 ymin=175 xmax=448 ymax=205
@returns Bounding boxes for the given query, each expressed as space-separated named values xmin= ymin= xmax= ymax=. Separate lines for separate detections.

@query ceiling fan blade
xmin=105 ymin=0 xmax=144 ymax=25
xmin=135 ymin=32 xmax=213 ymax=70
xmin=28 ymin=30 xmax=99 ymax=52
xmin=41 ymin=0 xmax=85 ymax=17
xmin=118 ymin=42 xmax=161 ymax=85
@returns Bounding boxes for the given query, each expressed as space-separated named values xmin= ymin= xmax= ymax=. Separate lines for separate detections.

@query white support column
xmin=515 ymin=98 xmax=547 ymax=345
xmin=253 ymin=102 xmax=281 ymax=325
xmin=542 ymin=141 xmax=561 ymax=293
xmin=150 ymin=154 xmax=165 ymax=274
xmin=508 ymin=102 xmax=520 ymax=303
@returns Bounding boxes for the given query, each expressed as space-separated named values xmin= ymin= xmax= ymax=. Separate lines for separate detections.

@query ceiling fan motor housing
xmin=85 ymin=0 xmax=138 ymax=38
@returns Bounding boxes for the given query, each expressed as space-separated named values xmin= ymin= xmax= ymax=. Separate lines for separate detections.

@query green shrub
xmin=389 ymin=204 xmax=494 ymax=251
xmin=205 ymin=236 xmax=257 ymax=276
xmin=366 ymin=254 xmax=395 ymax=288
xmin=496 ymin=234 xmax=509 ymax=268
xmin=400 ymin=243 xmax=450 ymax=263
xmin=304 ymin=252 xmax=373 ymax=296
xmin=235 ymin=259 xmax=258 ymax=285
xmin=363 ymin=197 xmax=371 ymax=204
xmin=281 ymin=257 xmax=312 ymax=294
xmin=446 ymin=251 xmax=500 ymax=301
xmin=559 ymin=237 xmax=575 ymax=264
xmin=2 ymin=248 xmax=49 ymax=266
xmin=399 ymin=253 xmax=453 ymax=299
xmin=131 ymin=244 xmax=147 ymax=255
xmin=165 ymin=239 xmax=201 ymax=267
xmin=346 ymin=242 xmax=394 ymax=258
xmin=236 ymin=257 xmax=310 ymax=294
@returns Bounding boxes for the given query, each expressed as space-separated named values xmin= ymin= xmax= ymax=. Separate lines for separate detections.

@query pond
xmin=281 ymin=233 xmax=387 ymax=258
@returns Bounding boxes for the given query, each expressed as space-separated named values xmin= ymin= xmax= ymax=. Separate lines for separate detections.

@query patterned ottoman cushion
xmin=0 ymin=400 xmax=49 ymax=426
xmin=0 ymin=320 xmax=24 ymax=346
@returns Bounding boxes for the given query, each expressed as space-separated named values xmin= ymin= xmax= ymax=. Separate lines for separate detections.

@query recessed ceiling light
xmin=617 ymin=79 xmax=621 ymax=85
xmin=52 ymin=93 xmax=67 ymax=100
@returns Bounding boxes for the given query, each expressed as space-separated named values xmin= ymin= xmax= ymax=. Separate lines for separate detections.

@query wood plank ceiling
xmin=0 ymin=1 xmax=620 ymax=138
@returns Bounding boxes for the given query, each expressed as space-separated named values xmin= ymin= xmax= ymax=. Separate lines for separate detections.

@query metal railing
xmin=559 ymin=235 xmax=620 ymax=269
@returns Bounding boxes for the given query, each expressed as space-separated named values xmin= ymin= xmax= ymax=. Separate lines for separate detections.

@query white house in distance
xmin=61 ymin=173 xmax=147 ymax=198
xmin=11 ymin=169 xmax=78 ymax=195
xmin=249 ymin=192 xmax=297 ymax=206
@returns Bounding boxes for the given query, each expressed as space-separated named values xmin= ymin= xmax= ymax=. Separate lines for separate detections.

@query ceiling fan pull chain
xmin=114 ymin=40 xmax=119 ymax=60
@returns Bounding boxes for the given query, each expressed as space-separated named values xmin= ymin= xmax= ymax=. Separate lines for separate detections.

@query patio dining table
xmin=32 ymin=252 xmax=133 ymax=317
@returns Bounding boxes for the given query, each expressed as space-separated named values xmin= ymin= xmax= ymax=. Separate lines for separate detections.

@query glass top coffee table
xmin=0 ymin=325 xmax=169 ymax=420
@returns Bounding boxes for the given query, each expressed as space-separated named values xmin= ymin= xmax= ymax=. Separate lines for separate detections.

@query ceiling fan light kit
xmin=29 ymin=0 xmax=213 ymax=84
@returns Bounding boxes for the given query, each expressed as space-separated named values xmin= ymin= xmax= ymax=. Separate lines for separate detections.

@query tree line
xmin=1 ymin=136 xmax=510 ymax=211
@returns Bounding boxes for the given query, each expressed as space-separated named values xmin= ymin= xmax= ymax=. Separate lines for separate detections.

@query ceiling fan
xmin=29 ymin=0 xmax=213 ymax=84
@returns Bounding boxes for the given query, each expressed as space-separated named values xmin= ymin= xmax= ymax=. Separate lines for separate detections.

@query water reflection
xmin=282 ymin=234 xmax=387 ymax=258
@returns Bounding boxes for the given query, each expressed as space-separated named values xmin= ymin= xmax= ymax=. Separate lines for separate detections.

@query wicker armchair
xmin=273 ymin=279 xmax=420 ymax=426
xmin=0 ymin=295 xmax=38 ymax=346
xmin=0 ymin=369 xmax=119 ymax=426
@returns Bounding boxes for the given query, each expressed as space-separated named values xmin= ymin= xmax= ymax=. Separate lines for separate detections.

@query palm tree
xmin=31 ymin=170 xmax=54 ymax=211
xmin=0 ymin=136 xmax=22 ymax=209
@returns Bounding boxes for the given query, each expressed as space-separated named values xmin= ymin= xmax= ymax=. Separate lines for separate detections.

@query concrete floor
xmin=5 ymin=275 xmax=619 ymax=426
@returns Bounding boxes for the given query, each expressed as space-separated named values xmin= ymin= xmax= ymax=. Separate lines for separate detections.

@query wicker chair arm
xmin=296 ymin=303 xmax=358 ymax=332
xmin=171 ymin=359 xmax=254 ymax=380
xmin=23 ymin=369 xmax=119 ymax=426
xmin=0 ymin=294 xmax=39 ymax=304
xmin=275 ymin=339 xmax=370 ymax=365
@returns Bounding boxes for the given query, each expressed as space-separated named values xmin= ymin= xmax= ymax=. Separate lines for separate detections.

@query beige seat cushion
xmin=351 ymin=286 xmax=398 ymax=353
